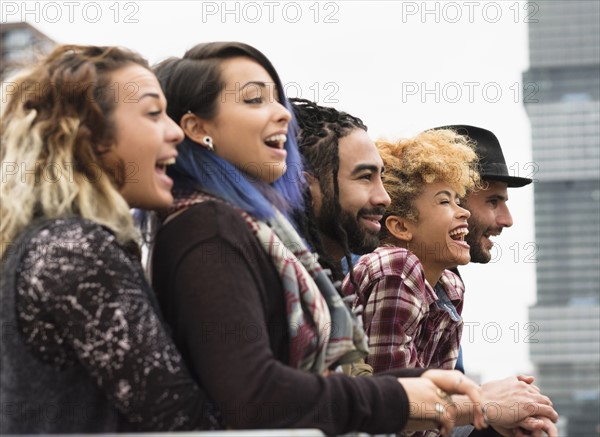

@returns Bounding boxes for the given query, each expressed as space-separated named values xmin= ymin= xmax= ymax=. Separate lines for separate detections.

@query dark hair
xmin=154 ymin=42 xmax=304 ymax=220
xmin=290 ymin=98 xmax=367 ymax=282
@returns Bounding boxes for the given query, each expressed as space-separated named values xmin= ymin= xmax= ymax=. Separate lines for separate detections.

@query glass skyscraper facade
xmin=524 ymin=2 xmax=600 ymax=436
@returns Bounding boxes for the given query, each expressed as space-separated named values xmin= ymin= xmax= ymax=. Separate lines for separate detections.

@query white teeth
xmin=157 ymin=157 xmax=176 ymax=167
xmin=449 ymin=228 xmax=468 ymax=237
xmin=264 ymin=134 xmax=287 ymax=144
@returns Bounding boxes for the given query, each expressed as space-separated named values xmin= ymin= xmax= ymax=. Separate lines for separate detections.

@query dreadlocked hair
xmin=290 ymin=98 xmax=367 ymax=287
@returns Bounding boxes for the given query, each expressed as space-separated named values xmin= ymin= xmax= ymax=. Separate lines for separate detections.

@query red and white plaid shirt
xmin=342 ymin=246 xmax=464 ymax=374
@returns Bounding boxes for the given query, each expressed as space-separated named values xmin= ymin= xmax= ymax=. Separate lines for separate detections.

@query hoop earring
xmin=202 ymin=136 xmax=214 ymax=152
xmin=406 ymin=241 xmax=410 ymax=252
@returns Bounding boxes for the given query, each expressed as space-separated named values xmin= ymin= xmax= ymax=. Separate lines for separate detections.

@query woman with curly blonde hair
xmin=343 ymin=128 xmax=479 ymax=373
xmin=343 ymin=128 xmax=561 ymax=437
xmin=0 ymin=45 xmax=220 ymax=433
xmin=339 ymin=129 xmax=481 ymax=430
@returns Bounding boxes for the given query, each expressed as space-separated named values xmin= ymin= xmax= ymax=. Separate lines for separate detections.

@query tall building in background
xmin=1 ymin=22 xmax=55 ymax=81
xmin=524 ymin=1 xmax=600 ymax=436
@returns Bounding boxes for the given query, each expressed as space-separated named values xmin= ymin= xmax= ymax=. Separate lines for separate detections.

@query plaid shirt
xmin=342 ymin=246 xmax=464 ymax=374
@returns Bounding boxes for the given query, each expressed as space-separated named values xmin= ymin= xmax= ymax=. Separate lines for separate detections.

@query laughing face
xmin=313 ymin=129 xmax=391 ymax=256
xmin=104 ymin=64 xmax=183 ymax=209
xmin=199 ymin=56 xmax=291 ymax=184
xmin=463 ymin=180 xmax=514 ymax=263
xmin=402 ymin=181 xmax=472 ymax=273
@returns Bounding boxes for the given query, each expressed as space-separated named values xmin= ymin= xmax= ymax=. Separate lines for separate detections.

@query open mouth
xmin=155 ymin=157 xmax=176 ymax=173
xmin=360 ymin=214 xmax=383 ymax=232
xmin=264 ymin=133 xmax=287 ymax=149
xmin=482 ymin=230 xmax=501 ymax=245
xmin=484 ymin=231 xmax=500 ymax=239
xmin=362 ymin=215 xmax=383 ymax=224
xmin=449 ymin=227 xmax=469 ymax=242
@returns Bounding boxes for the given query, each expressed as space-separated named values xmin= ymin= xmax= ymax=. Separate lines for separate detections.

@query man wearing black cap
xmin=448 ymin=125 xmax=532 ymax=264
xmin=438 ymin=125 xmax=558 ymax=437
xmin=436 ymin=125 xmax=532 ymax=372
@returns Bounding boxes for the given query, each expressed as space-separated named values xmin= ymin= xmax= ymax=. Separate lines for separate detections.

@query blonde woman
xmin=0 ymin=45 xmax=220 ymax=433
xmin=344 ymin=129 xmax=558 ymax=437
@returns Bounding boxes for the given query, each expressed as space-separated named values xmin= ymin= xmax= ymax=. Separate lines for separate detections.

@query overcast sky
xmin=3 ymin=0 xmax=544 ymax=382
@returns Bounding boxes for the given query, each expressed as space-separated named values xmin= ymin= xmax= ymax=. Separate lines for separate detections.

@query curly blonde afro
xmin=377 ymin=129 xmax=481 ymax=236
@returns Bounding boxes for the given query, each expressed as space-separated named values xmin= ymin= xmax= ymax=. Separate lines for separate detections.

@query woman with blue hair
xmin=151 ymin=41 xmax=486 ymax=436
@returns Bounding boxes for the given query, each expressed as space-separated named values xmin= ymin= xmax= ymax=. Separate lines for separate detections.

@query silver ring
xmin=435 ymin=402 xmax=444 ymax=416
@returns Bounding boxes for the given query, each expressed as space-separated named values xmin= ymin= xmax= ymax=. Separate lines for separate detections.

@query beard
xmin=318 ymin=195 xmax=384 ymax=255
xmin=466 ymin=216 xmax=495 ymax=264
